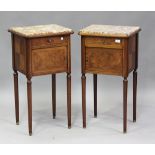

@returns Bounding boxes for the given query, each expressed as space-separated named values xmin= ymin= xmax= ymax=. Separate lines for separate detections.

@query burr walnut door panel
xmin=32 ymin=46 xmax=67 ymax=75
xmin=85 ymin=47 xmax=123 ymax=76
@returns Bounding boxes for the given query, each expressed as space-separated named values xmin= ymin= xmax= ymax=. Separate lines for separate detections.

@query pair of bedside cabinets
xmin=8 ymin=24 xmax=141 ymax=135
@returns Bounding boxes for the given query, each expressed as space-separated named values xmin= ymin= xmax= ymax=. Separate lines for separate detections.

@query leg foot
xmin=29 ymin=132 xmax=32 ymax=136
xmin=16 ymin=122 xmax=19 ymax=125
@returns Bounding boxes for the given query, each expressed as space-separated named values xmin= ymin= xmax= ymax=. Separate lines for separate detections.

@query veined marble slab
xmin=9 ymin=24 xmax=74 ymax=38
xmin=79 ymin=25 xmax=141 ymax=37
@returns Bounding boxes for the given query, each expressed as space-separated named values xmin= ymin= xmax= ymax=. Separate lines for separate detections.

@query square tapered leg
xmin=52 ymin=74 xmax=56 ymax=119
xmin=27 ymin=78 xmax=32 ymax=136
xmin=123 ymin=78 xmax=128 ymax=133
xmin=93 ymin=74 xmax=97 ymax=118
xmin=13 ymin=70 xmax=19 ymax=125
xmin=82 ymin=74 xmax=86 ymax=128
xmin=67 ymin=73 xmax=71 ymax=128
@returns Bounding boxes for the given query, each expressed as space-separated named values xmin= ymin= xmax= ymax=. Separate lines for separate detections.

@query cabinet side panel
xmin=14 ymin=35 xmax=26 ymax=74
xmin=67 ymin=35 xmax=71 ymax=73
xmin=128 ymin=35 xmax=136 ymax=73
xmin=81 ymin=36 xmax=86 ymax=73
xmin=122 ymin=38 xmax=128 ymax=77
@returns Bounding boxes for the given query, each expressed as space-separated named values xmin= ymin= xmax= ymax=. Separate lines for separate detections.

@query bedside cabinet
xmin=9 ymin=24 xmax=74 ymax=135
xmin=79 ymin=25 xmax=141 ymax=133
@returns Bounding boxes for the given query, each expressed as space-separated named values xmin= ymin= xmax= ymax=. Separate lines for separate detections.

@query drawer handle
xmin=48 ymin=38 xmax=52 ymax=43
xmin=61 ymin=37 xmax=64 ymax=40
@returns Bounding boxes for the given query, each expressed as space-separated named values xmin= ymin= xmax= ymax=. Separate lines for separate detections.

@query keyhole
xmin=48 ymin=38 xmax=52 ymax=43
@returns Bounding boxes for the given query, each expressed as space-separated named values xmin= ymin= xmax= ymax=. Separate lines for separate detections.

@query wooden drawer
xmin=32 ymin=46 xmax=67 ymax=75
xmin=31 ymin=36 xmax=68 ymax=49
xmin=85 ymin=37 xmax=123 ymax=49
xmin=85 ymin=47 xmax=123 ymax=76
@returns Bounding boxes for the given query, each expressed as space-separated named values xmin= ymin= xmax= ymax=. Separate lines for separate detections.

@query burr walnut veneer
xmin=9 ymin=24 xmax=74 ymax=135
xmin=79 ymin=25 xmax=141 ymax=133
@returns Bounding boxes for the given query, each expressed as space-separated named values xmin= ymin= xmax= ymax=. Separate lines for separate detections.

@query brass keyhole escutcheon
xmin=48 ymin=38 xmax=52 ymax=43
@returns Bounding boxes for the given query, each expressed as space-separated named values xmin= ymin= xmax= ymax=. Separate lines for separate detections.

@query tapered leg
xmin=82 ymin=73 xmax=86 ymax=128
xmin=67 ymin=73 xmax=71 ymax=128
xmin=27 ymin=78 xmax=32 ymax=136
xmin=93 ymin=74 xmax=97 ymax=118
xmin=52 ymin=74 xmax=56 ymax=119
xmin=13 ymin=71 xmax=19 ymax=125
xmin=123 ymin=77 xmax=128 ymax=133
xmin=133 ymin=70 xmax=137 ymax=122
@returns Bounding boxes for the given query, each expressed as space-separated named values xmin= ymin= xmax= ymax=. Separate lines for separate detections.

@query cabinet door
xmin=85 ymin=47 xmax=123 ymax=76
xmin=32 ymin=46 xmax=67 ymax=75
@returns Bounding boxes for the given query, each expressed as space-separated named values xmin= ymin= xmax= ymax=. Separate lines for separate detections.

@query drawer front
xmin=85 ymin=37 xmax=123 ymax=49
xmin=31 ymin=36 xmax=68 ymax=49
xmin=85 ymin=47 xmax=123 ymax=76
xmin=32 ymin=46 xmax=67 ymax=75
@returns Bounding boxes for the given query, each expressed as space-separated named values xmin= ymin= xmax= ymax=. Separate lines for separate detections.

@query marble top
xmin=79 ymin=25 xmax=141 ymax=37
xmin=8 ymin=24 xmax=74 ymax=38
